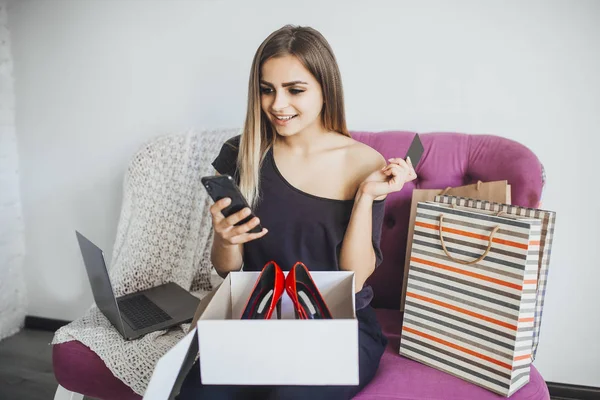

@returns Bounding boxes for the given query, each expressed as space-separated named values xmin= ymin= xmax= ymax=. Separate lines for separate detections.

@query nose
xmin=271 ymin=90 xmax=289 ymax=112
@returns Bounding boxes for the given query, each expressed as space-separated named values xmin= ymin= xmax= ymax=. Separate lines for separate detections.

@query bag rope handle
xmin=439 ymin=214 xmax=500 ymax=265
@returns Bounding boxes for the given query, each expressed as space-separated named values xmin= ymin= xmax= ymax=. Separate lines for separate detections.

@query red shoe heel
xmin=241 ymin=261 xmax=285 ymax=319
xmin=285 ymin=262 xmax=333 ymax=319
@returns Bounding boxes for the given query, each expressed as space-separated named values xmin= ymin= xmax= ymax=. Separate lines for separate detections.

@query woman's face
xmin=260 ymin=55 xmax=324 ymax=138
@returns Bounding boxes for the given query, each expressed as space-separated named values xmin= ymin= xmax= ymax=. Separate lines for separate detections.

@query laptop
xmin=75 ymin=231 xmax=200 ymax=340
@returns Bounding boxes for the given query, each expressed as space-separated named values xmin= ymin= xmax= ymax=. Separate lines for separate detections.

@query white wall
xmin=7 ymin=0 xmax=600 ymax=387
xmin=0 ymin=0 xmax=26 ymax=340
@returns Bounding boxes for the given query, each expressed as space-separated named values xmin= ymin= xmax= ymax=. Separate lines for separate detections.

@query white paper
xmin=143 ymin=328 xmax=198 ymax=400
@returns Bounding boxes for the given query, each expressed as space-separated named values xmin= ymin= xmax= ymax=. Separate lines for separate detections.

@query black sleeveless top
xmin=212 ymin=135 xmax=386 ymax=276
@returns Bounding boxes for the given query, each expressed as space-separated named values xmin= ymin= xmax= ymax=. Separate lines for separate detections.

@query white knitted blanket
xmin=52 ymin=128 xmax=237 ymax=396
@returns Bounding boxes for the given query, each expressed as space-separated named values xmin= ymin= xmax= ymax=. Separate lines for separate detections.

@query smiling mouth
xmin=273 ymin=114 xmax=298 ymax=121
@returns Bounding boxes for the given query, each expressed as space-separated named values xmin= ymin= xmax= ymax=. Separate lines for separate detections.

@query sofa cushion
xmin=355 ymin=309 xmax=550 ymax=399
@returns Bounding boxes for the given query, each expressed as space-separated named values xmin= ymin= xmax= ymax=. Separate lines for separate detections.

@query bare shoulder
xmin=328 ymin=134 xmax=387 ymax=189
xmin=346 ymin=139 xmax=387 ymax=176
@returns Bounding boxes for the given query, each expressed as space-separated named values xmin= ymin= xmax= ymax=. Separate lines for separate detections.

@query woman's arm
xmin=339 ymin=154 xmax=416 ymax=291
xmin=339 ymin=189 xmax=380 ymax=292
xmin=209 ymin=136 xmax=268 ymax=277
xmin=211 ymin=233 xmax=244 ymax=278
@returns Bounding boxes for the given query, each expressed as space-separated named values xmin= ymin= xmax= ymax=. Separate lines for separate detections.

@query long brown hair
xmin=238 ymin=25 xmax=349 ymax=207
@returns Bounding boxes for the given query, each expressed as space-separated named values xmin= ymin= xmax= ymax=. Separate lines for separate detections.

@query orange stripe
xmin=514 ymin=354 xmax=531 ymax=362
xmin=518 ymin=317 xmax=534 ymax=323
xmin=406 ymin=292 xmax=518 ymax=331
xmin=415 ymin=221 xmax=528 ymax=250
xmin=523 ymin=280 xmax=537 ymax=285
xmin=411 ymin=256 xmax=522 ymax=290
xmin=529 ymin=240 xmax=540 ymax=246
xmin=403 ymin=326 xmax=512 ymax=370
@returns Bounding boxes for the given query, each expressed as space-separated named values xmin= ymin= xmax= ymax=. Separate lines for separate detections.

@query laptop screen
xmin=75 ymin=231 xmax=126 ymax=335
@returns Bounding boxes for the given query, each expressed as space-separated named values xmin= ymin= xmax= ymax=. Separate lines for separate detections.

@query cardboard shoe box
xmin=143 ymin=271 xmax=358 ymax=399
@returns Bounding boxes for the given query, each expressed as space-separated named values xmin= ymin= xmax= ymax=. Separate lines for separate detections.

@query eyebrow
xmin=260 ymin=80 xmax=308 ymax=88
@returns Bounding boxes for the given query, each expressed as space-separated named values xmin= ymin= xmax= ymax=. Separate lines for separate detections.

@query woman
xmin=178 ymin=24 xmax=416 ymax=400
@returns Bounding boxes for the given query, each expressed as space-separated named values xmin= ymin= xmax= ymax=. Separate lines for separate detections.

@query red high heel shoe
xmin=241 ymin=261 xmax=285 ymax=319
xmin=285 ymin=262 xmax=333 ymax=319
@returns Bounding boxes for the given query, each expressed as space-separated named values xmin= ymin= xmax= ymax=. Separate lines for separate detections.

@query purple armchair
xmin=53 ymin=131 xmax=550 ymax=399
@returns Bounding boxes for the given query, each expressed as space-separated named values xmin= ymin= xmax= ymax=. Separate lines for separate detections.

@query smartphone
xmin=405 ymin=133 xmax=425 ymax=169
xmin=201 ymin=175 xmax=263 ymax=234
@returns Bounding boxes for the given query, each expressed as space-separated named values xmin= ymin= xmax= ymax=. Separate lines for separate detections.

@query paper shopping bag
xmin=400 ymin=181 xmax=511 ymax=311
xmin=433 ymin=195 xmax=556 ymax=361
xmin=400 ymin=201 xmax=541 ymax=397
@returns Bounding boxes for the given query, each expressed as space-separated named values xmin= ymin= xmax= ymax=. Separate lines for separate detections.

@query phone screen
xmin=201 ymin=175 xmax=263 ymax=233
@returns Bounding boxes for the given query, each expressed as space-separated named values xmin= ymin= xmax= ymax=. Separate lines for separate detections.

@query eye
xmin=289 ymin=88 xmax=305 ymax=95
xmin=260 ymin=87 xmax=273 ymax=95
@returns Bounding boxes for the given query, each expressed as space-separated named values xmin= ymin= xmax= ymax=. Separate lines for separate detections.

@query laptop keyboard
xmin=118 ymin=294 xmax=172 ymax=330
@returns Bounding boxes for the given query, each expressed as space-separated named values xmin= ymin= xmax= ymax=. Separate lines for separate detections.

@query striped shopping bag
xmin=434 ymin=195 xmax=556 ymax=360
xmin=400 ymin=202 xmax=541 ymax=397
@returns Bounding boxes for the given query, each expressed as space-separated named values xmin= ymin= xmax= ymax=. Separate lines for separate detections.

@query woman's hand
xmin=358 ymin=157 xmax=417 ymax=201
xmin=210 ymin=198 xmax=268 ymax=246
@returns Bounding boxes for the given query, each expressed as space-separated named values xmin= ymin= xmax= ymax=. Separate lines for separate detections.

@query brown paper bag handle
xmin=439 ymin=214 xmax=499 ymax=265
xmin=440 ymin=187 xmax=452 ymax=195
xmin=438 ymin=181 xmax=484 ymax=197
